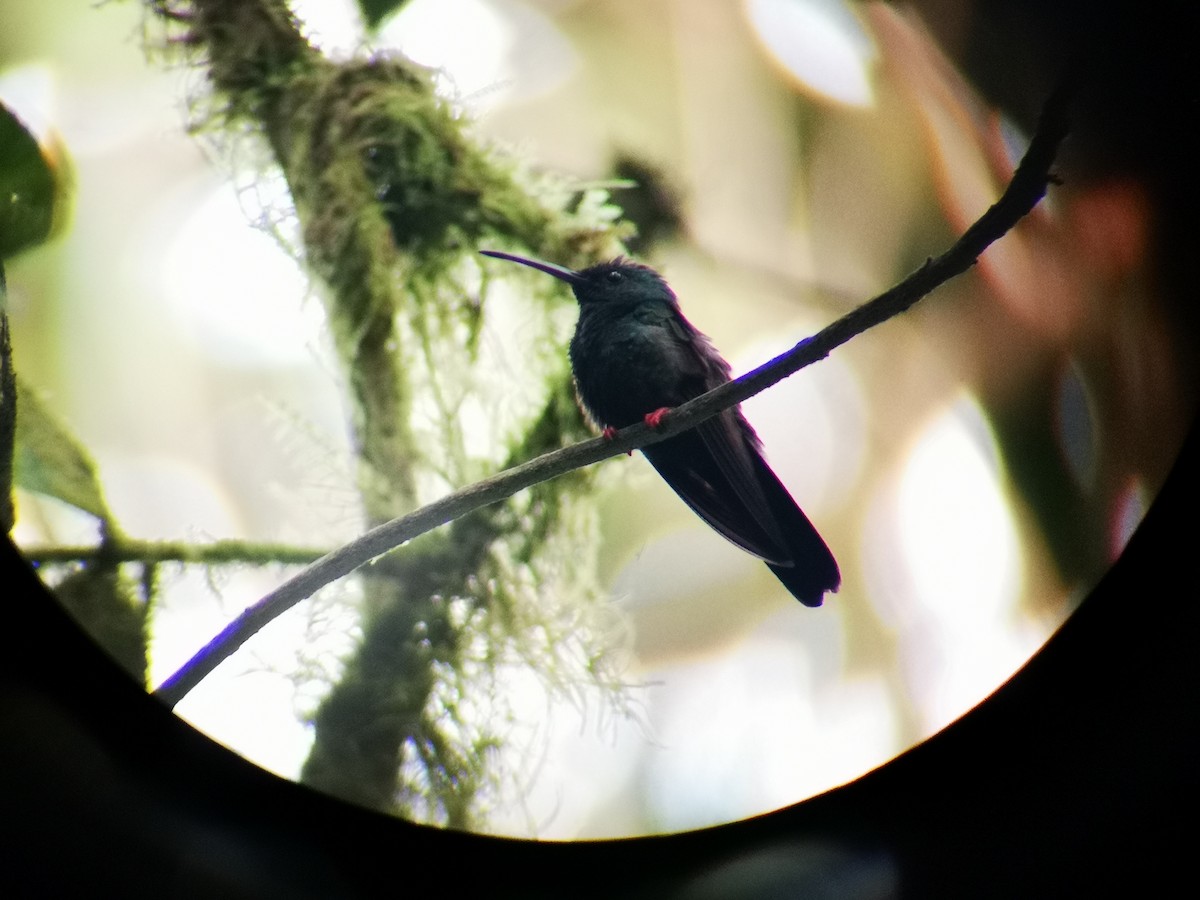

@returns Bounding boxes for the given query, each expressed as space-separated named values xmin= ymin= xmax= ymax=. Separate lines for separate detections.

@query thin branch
xmin=21 ymin=538 xmax=327 ymax=568
xmin=153 ymin=81 xmax=1072 ymax=709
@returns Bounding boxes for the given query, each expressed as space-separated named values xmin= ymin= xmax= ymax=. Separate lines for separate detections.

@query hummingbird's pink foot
xmin=643 ymin=407 xmax=671 ymax=429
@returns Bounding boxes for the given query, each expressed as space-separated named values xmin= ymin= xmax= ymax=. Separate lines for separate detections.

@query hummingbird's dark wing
xmin=640 ymin=318 xmax=840 ymax=606
xmin=643 ymin=425 xmax=790 ymax=563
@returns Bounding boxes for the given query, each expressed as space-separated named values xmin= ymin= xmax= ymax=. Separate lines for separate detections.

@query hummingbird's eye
xmin=606 ymin=269 xmax=623 ymax=283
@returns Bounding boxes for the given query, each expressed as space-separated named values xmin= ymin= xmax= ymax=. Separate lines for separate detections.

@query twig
xmin=153 ymin=81 xmax=1072 ymax=709
xmin=21 ymin=538 xmax=327 ymax=568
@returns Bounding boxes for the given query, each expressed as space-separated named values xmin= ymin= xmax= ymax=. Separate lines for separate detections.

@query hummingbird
xmin=480 ymin=250 xmax=840 ymax=607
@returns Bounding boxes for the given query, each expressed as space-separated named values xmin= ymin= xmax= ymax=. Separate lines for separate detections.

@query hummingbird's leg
xmin=643 ymin=407 xmax=671 ymax=429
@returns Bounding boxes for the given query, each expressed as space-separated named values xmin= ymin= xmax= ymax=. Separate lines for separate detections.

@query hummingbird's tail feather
xmin=754 ymin=456 xmax=840 ymax=607
xmin=644 ymin=427 xmax=840 ymax=607
xmin=767 ymin=556 xmax=837 ymax=607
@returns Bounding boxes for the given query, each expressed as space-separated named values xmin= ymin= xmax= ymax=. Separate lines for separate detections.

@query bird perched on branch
xmin=481 ymin=250 xmax=839 ymax=607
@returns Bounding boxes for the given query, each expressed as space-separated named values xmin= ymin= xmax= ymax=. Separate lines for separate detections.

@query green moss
xmin=140 ymin=0 xmax=639 ymax=829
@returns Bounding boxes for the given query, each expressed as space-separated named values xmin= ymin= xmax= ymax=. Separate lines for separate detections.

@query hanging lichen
xmin=142 ymin=0 xmax=635 ymax=827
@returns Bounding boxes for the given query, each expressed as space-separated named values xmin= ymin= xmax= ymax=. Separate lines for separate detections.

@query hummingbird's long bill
xmin=480 ymin=250 xmax=584 ymax=285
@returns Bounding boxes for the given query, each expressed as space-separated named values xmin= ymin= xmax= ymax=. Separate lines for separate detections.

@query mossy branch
xmin=154 ymin=81 xmax=1073 ymax=708
xmin=20 ymin=537 xmax=327 ymax=568
xmin=144 ymin=0 xmax=627 ymax=823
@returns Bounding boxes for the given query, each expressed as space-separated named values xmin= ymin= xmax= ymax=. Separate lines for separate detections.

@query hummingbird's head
xmin=570 ymin=259 xmax=677 ymax=309
xmin=480 ymin=251 xmax=677 ymax=309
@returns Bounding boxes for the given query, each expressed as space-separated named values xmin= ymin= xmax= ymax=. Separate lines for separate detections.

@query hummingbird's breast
xmin=569 ymin=303 xmax=698 ymax=429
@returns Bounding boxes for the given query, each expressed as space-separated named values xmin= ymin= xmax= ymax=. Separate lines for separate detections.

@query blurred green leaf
xmin=14 ymin=377 xmax=113 ymax=522
xmin=358 ymin=0 xmax=410 ymax=30
xmin=0 ymin=101 xmax=59 ymax=258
